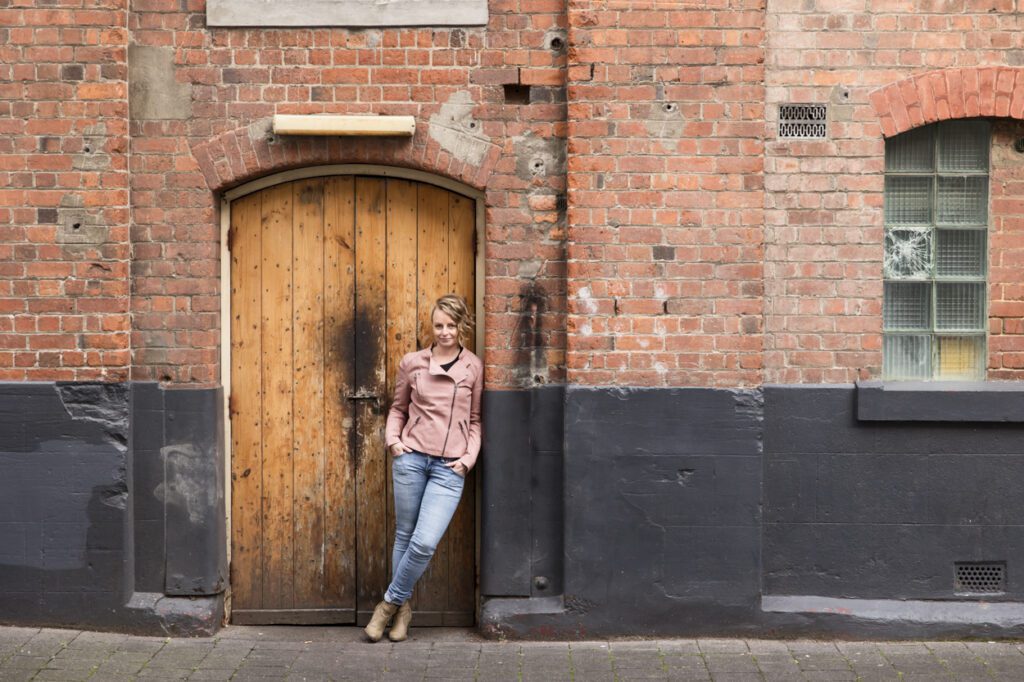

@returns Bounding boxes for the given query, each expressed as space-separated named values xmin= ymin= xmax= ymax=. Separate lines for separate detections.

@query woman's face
xmin=432 ymin=309 xmax=459 ymax=350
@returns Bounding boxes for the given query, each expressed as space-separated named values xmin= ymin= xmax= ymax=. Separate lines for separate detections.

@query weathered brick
xmin=3 ymin=0 xmax=1022 ymax=389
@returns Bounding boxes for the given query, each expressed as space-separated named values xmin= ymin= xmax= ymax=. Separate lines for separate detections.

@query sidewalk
xmin=1 ymin=625 xmax=1023 ymax=681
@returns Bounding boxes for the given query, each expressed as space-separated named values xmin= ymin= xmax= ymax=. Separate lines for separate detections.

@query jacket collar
xmin=426 ymin=345 xmax=471 ymax=384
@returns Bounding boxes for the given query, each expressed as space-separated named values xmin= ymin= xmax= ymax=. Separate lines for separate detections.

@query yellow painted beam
xmin=272 ymin=115 xmax=416 ymax=137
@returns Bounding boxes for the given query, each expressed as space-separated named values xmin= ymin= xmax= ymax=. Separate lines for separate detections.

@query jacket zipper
xmin=439 ymin=380 xmax=457 ymax=457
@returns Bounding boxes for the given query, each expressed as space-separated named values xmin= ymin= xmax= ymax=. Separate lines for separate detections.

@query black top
xmin=440 ymin=347 xmax=463 ymax=373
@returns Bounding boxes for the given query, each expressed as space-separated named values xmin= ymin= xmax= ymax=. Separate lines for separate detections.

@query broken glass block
xmin=884 ymin=229 xmax=932 ymax=279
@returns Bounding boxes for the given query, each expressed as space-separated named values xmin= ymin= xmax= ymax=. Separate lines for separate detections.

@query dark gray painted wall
xmin=0 ymin=383 xmax=130 ymax=629
xmin=483 ymin=383 xmax=1024 ymax=639
xmin=482 ymin=386 xmax=765 ymax=638
xmin=561 ymin=387 xmax=763 ymax=635
xmin=481 ymin=386 xmax=564 ymax=599
xmin=764 ymin=384 xmax=1024 ymax=602
xmin=0 ymin=382 xmax=225 ymax=634
xmin=7 ymin=380 xmax=1024 ymax=638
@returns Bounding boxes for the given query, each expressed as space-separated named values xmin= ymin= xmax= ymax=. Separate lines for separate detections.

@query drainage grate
xmin=778 ymin=104 xmax=827 ymax=139
xmin=954 ymin=562 xmax=1006 ymax=594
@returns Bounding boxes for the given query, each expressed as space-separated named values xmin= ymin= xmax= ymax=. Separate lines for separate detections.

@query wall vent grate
xmin=954 ymin=562 xmax=1005 ymax=594
xmin=779 ymin=104 xmax=827 ymax=139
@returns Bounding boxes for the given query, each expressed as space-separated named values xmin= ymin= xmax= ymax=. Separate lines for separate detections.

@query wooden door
xmin=229 ymin=176 xmax=477 ymax=626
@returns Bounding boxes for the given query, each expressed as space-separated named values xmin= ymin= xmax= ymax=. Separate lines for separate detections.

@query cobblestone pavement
xmin=2 ymin=625 xmax=1024 ymax=681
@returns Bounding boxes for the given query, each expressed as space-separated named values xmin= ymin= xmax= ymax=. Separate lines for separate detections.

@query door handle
xmin=346 ymin=391 xmax=379 ymax=404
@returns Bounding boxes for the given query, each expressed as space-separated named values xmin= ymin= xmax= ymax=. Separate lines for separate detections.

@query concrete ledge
xmin=763 ymin=595 xmax=1024 ymax=628
xmin=479 ymin=596 xmax=578 ymax=640
xmin=124 ymin=592 xmax=224 ymax=637
xmin=857 ymin=380 xmax=1024 ymax=422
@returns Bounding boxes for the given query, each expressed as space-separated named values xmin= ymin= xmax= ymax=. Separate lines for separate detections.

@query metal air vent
xmin=954 ymin=562 xmax=1005 ymax=594
xmin=779 ymin=104 xmax=827 ymax=139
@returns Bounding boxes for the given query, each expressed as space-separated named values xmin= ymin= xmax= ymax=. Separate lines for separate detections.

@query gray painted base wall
xmin=765 ymin=385 xmax=1024 ymax=602
xmin=6 ymin=380 xmax=1024 ymax=637
xmin=0 ymin=382 xmax=224 ymax=635
xmin=481 ymin=384 xmax=1024 ymax=639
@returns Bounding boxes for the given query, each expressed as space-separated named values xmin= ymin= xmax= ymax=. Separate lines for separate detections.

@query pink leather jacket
xmin=385 ymin=346 xmax=484 ymax=471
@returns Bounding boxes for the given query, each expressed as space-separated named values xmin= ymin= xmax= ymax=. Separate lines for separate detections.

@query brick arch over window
xmin=870 ymin=67 xmax=1024 ymax=138
xmin=189 ymin=119 xmax=500 ymax=193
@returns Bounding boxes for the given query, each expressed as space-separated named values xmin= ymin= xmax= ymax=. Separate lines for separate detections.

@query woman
xmin=364 ymin=294 xmax=483 ymax=643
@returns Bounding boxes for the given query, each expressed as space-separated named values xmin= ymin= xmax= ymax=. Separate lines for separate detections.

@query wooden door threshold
xmin=356 ymin=610 xmax=474 ymax=627
xmin=232 ymin=608 xmax=356 ymax=625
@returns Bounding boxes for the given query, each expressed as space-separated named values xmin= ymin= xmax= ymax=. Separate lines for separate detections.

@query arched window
xmin=883 ymin=120 xmax=990 ymax=380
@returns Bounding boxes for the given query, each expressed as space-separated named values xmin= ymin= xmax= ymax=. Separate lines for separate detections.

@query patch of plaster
xmin=544 ymin=29 xmax=567 ymax=54
xmin=830 ymin=85 xmax=854 ymax=121
xmin=513 ymin=132 xmax=566 ymax=180
xmin=128 ymin=44 xmax=192 ymax=121
xmin=156 ymin=443 xmax=219 ymax=525
xmin=72 ymin=123 xmax=112 ymax=171
xmin=247 ymin=118 xmax=274 ymax=144
xmin=576 ymin=286 xmax=598 ymax=314
xmin=518 ymin=259 xmax=543 ymax=279
xmin=57 ymin=193 xmax=106 ymax=244
xmin=429 ymin=91 xmax=491 ymax=166
xmin=645 ymin=101 xmax=685 ymax=139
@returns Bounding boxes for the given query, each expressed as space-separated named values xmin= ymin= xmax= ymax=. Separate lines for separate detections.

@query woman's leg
xmin=389 ymin=453 xmax=429 ymax=600
xmin=384 ymin=457 xmax=464 ymax=605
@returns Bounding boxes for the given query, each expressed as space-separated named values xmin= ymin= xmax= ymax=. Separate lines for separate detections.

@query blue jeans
xmin=384 ymin=451 xmax=465 ymax=605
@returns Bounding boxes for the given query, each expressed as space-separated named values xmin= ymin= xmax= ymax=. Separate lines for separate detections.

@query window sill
xmin=856 ymin=380 xmax=1024 ymax=422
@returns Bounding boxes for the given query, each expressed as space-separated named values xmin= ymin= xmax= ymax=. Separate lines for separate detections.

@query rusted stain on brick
xmin=513 ymin=281 xmax=548 ymax=384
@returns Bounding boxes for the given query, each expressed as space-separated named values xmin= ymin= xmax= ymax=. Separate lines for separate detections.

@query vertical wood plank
xmin=417 ymin=185 xmax=451 ymax=347
xmin=230 ymin=192 xmax=263 ymax=611
xmin=355 ymin=177 xmax=389 ymax=620
xmin=414 ymin=184 xmax=452 ymax=614
xmin=448 ymin=193 xmax=476 ymax=353
xmin=323 ymin=176 xmax=357 ymax=614
xmin=385 ymin=179 xmax=420 ymax=582
xmin=291 ymin=179 xmax=326 ymax=608
xmin=260 ymin=182 xmax=295 ymax=609
xmin=447 ymin=191 xmax=477 ymax=618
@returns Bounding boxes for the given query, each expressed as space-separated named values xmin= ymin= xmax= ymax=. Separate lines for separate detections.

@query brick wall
xmin=127 ymin=0 xmax=568 ymax=386
xmin=0 ymin=0 xmax=130 ymax=381
xmin=566 ymin=0 xmax=765 ymax=387
xmin=989 ymin=118 xmax=1024 ymax=379
xmin=764 ymin=1 xmax=1024 ymax=383
xmin=5 ymin=0 xmax=1024 ymax=388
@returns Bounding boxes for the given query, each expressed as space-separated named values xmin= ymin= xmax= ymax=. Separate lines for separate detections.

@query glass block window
xmin=883 ymin=120 xmax=990 ymax=380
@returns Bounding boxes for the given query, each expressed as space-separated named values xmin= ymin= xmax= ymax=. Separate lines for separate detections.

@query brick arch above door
xmin=870 ymin=67 xmax=1024 ymax=138
xmin=189 ymin=119 xmax=500 ymax=194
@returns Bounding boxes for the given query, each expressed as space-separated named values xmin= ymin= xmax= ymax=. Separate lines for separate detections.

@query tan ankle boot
xmin=388 ymin=602 xmax=413 ymax=642
xmin=364 ymin=600 xmax=399 ymax=642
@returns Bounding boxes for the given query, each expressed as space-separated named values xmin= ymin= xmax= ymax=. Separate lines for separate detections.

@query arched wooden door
xmin=229 ymin=176 xmax=477 ymax=625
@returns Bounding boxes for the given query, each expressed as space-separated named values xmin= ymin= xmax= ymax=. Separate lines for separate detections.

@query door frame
xmin=218 ymin=165 xmax=486 ymax=623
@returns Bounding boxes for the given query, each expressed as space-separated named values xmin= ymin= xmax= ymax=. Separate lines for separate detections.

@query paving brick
xmin=698 ymin=639 xmax=750 ymax=654
xmin=7 ymin=627 xmax=1024 ymax=681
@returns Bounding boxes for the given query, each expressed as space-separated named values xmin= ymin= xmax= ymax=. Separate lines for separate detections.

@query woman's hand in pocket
xmin=445 ymin=460 xmax=467 ymax=478
xmin=390 ymin=441 xmax=413 ymax=457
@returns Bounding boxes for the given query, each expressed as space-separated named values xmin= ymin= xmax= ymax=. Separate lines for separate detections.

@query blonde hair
xmin=432 ymin=294 xmax=474 ymax=346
